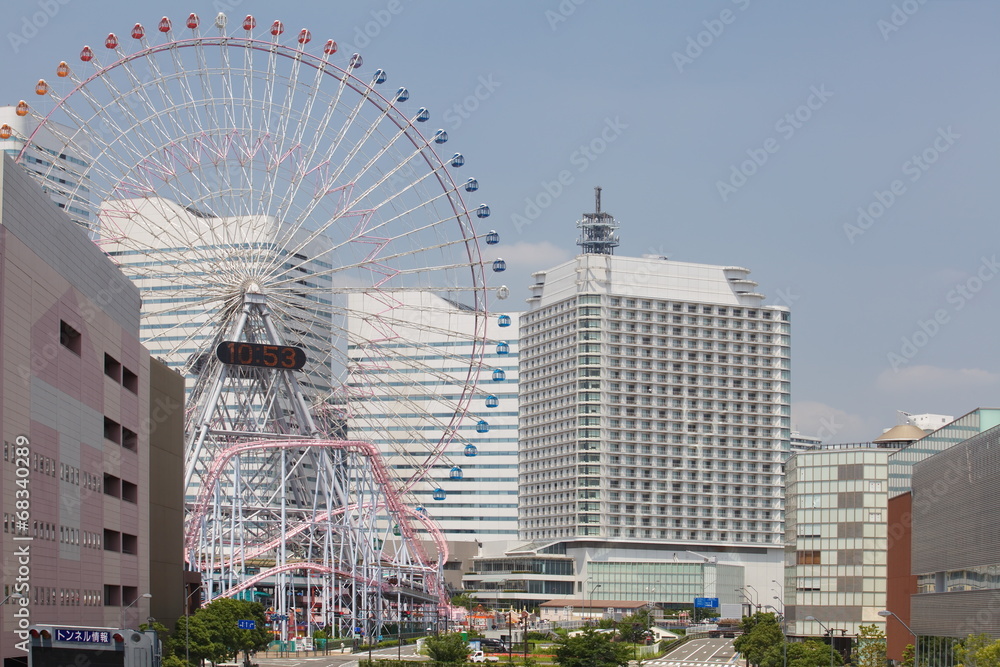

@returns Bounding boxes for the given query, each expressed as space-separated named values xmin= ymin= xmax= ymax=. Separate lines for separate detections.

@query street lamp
xmin=734 ymin=588 xmax=752 ymax=618
xmin=805 ymin=616 xmax=836 ymax=667
xmin=772 ymin=605 xmax=787 ymax=667
xmin=745 ymin=585 xmax=760 ymax=611
xmin=183 ymin=587 xmax=202 ymax=667
xmin=122 ymin=593 xmax=152 ymax=630
xmin=586 ymin=580 xmax=602 ymax=625
xmin=879 ymin=610 xmax=917 ymax=667
xmin=0 ymin=593 xmax=23 ymax=605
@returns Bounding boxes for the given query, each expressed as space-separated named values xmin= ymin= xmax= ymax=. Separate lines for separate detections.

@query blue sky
xmin=6 ymin=1 xmax=999 ymax=442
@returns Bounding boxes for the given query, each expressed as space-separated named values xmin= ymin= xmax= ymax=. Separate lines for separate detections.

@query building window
xmin=104 ymin=474 xmax=121 ymax=498
xmin=796 ymin=550 xmax=821 ymax=565
xmin=104 ymin=354 xmax=122 ymax=382
xmin=60 ymin=321 xmax=82 ymax=355
xmin=104 ymin=418 xmax=121 ymax=444
xmin=122 ymin=367 xmax=139 ymax=394
xmin=104 ymin=529 xmax=121 ymax=552
xmin=122 ymin=427 xmax=138 ymax=452
xmin=122 ymin=480 xmax=138 ymax=503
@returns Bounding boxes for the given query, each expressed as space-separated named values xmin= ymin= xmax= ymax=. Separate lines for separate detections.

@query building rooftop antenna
xmin=576 ymin=186 xmax=620 ymax=255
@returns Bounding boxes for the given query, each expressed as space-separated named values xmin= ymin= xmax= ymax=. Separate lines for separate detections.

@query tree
xmin=554 ymin=629 xmax=633 ymax=667
xmin=901 ymin=644 xmax=915 ymax=667
xmin=618 ymin=607 xmax=653 ymax=643
xmin=852 ymin=624 xmax=887 ymax=667
xmin=956 ymin=633 xmax=1000 ymax=667
xmin=177 ymin=598 xmax=271 ymax=665
xmin=424 ymin=632 xmax=471 ymax=663
xmin=451 ymin=593 xmax=477 ymax=610
xmin=761 ymin=640 xmax=842 ymax=667
xmin=175 ymin=613 xmax=220 ymax=666
xmin=733 ymin=612 xmax=784 ymax=667
xmin=617 ymin=609 xmax=653 ymax=643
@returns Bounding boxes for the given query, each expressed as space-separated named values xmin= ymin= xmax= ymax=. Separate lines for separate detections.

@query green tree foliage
xmin=617 ymin=608 xmax=654 ymax=642
xmin=957 ymin=633 xmax=1000 ymax=667
xmin=424 ymin=632 xmax=471 ymax=663
xmin=733 ymin=612 xmax=784 ymax=667
xmin=554 ymin=629 xmax=633 ymax=667
xmin=451 ymin=593 xmax=477 ymax=610
xmin=761 ymin=639 xmax=842 ymax=667
xmin=175 ymin=598 xmax=270 ymax=665
xmin=901 ymin=644 xmax=915 ymax=667
xmin=852 ymin=624 xmax=887 ymax=667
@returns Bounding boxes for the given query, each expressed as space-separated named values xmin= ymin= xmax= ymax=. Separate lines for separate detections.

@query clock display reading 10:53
xmin=215 ymin=341 xmax=307 ymax=370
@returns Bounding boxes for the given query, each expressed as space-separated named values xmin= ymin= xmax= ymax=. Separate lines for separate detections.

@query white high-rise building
xmin=0 ymin=105 xmax=93 ymax=230
xmin=519 ymin=192 xmax=791 ymax=548
xmin=99 ymin=196 xmax=334 ymax=402
xmin=347 ymin=291 xmax=520 ymax=540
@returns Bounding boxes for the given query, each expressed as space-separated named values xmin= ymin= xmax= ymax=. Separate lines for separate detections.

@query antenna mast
xmin=576 ymin=186 xmax=620 ymax=255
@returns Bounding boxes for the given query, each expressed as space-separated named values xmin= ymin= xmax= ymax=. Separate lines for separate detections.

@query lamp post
xmin=586 ymin=580 xmax=602 ymax=626
xmin=734 ymin=588 xmax=752 ymax=618
xmin=805 ymin=616 xmax=836 ymax=667
xmin=0 ymin=593 xmax=23 ymax=606
xmin=879 ymin=609 xmax=917 ymax=667
xmin=745 ymin=585 xmax=760 ymax=612
xmin=770 ymin=600 xmax=786 ymax=667
xmin=184 ymin=587 xmax=202 ymax=667
xmin=122 ymin=593 xmax=152 ymax=630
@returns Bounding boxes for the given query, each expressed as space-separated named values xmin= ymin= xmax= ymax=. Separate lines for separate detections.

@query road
xmin=645 ymin=638 xmax=740 ymax=667
xmin=256 ymin=643 xmax=422 ymax=667
xmin=255 ymin=636 xmax=739 ymax=667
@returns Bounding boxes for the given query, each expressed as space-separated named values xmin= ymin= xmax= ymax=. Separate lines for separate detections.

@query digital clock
xmin=215 ymin=341 xmax=307 ymax=370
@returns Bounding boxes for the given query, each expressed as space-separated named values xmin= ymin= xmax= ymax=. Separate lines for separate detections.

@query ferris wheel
xmin=8 ymin=11 xmax=509 ymax=637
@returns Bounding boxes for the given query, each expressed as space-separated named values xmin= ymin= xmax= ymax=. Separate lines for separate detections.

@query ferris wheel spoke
xmin=270 ymin=142 xmax=449 ymax=269
xmin=20 ymin=19 xmax=488 ymax=619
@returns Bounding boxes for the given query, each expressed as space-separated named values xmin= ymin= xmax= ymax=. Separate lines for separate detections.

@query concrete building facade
xmin=0 ymin=155 xmax=183 ymax=660
xmin=347 ymin=291 xmax=521 ymax=541
xmin=519 ymin=252 xmax=791 ymax=548
xmin=783 ymin=445 xmax=893 ymax=639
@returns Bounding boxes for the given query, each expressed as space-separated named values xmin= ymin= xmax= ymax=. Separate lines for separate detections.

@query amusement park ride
xmin=8 ymin=11 xmax=509 ymax=641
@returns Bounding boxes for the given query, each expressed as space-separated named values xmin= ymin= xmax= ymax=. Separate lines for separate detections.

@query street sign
xmin=55 ymin=629 xmax=111 ymax=643
xmin=238 ymin=620 xmax=256 ymax=630
xmin=694 ymin=598 xmax=719 ymax=608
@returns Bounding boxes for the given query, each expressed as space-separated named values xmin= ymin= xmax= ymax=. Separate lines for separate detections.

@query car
xmin=479 ymin=638 xmax=508 ymax=652
xmin=470 ymin=651 xmax=500 ymax=663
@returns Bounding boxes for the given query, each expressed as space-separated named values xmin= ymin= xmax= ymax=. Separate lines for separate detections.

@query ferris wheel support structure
xmin=8 ymin=11 xmax=512 ymax=640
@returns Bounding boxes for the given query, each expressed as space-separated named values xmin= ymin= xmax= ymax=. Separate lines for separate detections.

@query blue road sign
xmin=694 ymin=597 xmax=719 ymax=608
xmin=238 ymin=620 xmax=256 ymax=630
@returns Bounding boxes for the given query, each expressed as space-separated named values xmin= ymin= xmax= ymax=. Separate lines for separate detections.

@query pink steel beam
xmin=185 ymin=438 xmax=441 ymax=596
xmin=212 ymin=561 xmax=384 ymax=602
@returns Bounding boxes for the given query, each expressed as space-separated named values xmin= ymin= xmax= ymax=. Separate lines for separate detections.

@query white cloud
xmin=494 ymin=241 xmax=572 ymax=270
xmin=876 ymin=365 xmax=1000 ymax=393
xmin=792 ymin=401 xmax=874 ymax=443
